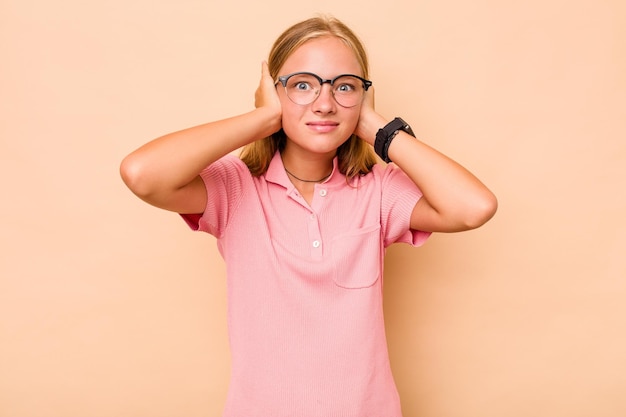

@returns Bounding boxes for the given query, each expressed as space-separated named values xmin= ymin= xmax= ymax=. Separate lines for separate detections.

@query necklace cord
xmin=284 ymin=167 xmax=332 ymax=183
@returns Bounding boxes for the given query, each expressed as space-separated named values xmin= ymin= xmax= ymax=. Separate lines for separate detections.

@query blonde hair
xmin=240 ymin=16 xmax=377 ymax=180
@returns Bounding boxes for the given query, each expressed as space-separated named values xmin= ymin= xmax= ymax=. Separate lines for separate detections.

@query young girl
xmin=121 ymin=15 xmax=497 ymax=417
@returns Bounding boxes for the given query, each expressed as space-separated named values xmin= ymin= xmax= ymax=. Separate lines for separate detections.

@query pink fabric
xmin=182 ymin=152 xmax=430 ymax=416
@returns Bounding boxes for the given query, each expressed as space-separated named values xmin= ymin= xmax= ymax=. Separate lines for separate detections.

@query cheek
xmin=342 ymin=108 xmax=361 ymax=131
xmin=279 ymin=98 xmax=303 ymax=131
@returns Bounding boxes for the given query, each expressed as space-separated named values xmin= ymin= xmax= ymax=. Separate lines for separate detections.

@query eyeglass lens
xmin=282 ymin=73 xmax=366 ymax=107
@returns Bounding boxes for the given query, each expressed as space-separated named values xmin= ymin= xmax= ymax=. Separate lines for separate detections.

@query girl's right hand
xmin=255 ymin=61 xmax=283 ymax=132
xmin=121 ymin=62 xmax=285 ymax=215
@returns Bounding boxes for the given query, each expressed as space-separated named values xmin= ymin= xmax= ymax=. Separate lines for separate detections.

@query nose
xmin=311 ymin=83 xmax=336 ymax=113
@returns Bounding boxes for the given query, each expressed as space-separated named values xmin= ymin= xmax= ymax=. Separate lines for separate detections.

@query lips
xmin=306 ymin=121 xmax=339 ymax=133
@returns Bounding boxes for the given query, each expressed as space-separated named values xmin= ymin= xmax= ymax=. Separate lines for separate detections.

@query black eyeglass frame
xmin=275 ymin=72 xmax=373 ymax=107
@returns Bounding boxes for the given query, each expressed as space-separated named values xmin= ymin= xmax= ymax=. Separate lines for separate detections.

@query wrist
xmin=356 ymin=111 xmax=387 ymax=145
xmin=374 ymin=117 xmax=416 ymax=163
xmin=255 ymin=106 xmax=282 ymax=137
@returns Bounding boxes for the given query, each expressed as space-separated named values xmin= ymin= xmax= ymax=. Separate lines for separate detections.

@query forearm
xmin=120 ymin=107 xmax=280 ymax=197
xmin=357 ymin=108 xmax=496 ymax=231
xmin=387 ymin=131 xmax=497 ymax=230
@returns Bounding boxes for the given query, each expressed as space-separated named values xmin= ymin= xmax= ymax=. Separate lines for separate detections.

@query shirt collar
xmin=265 ymin=151 xmax=341 ymax=190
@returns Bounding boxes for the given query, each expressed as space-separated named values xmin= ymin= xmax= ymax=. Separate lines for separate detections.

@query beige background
xmin=1 ymin=0 xmax=625 ymax=416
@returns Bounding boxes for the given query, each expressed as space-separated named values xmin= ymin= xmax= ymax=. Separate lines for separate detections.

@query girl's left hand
xmin=355 ymin=86 xmax=387 ymax=146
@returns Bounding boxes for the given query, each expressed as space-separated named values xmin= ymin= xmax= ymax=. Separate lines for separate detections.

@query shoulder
xmin=199 ymin=154 xmax=252 ymax=184
xmin=206 ymin=153 xmax=249 ymax=172
xmin=352 ymin=162 xmax=410 ymax=187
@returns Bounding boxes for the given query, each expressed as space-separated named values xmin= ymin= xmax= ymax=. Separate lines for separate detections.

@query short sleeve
xmin=180 ymin=155 xmax=249 ymax=238
xmin=379 ymin=164 xmax=432 ymax=248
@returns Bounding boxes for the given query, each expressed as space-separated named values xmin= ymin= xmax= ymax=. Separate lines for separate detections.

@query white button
xmin=312 ymin=240 xmax=321 ymax=248
xmin=310 ymin=214 xmax=316 ymax=220
xmin=319 ymin=189 xmax=327 ymax=197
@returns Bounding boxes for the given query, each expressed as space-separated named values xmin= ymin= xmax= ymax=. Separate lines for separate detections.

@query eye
xmin=286 ymin=74 xmax=317 ymax=92
xmin=333 ymin=76 xmax=362 ymax=94
xmin=336 ymin=83 xmax=356 ymax=93
xmin=293 ymin=81 xmax=313 ymax=91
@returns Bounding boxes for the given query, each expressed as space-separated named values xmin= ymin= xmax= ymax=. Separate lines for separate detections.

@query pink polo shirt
xmin=182 ymin=152 xmax=430 ymax=417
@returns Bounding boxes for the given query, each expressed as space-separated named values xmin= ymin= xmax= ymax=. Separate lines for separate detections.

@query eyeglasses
xmin=275 ymin=72 xmax=373 ymax=108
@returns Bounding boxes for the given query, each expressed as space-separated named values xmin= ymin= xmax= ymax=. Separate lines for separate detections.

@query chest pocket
xmin=331 ymin=224 xmax=381 ymax=289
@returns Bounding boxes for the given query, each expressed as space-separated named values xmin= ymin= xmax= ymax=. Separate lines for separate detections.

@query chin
xmin=285 ymin=132 xmax=342 ymax=153
xmin=305 ymin=136 xmax=347 ymax=154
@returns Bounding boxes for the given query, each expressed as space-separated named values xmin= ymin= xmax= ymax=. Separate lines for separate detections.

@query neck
xmin=281 ymin=153 xmax=334 ymax=184
xmin=284 ymin=166 xmax=332 ymax=183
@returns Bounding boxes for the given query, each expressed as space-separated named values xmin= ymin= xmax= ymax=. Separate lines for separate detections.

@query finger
xmin=362 ymin=86 xmax=375 ymax=110
xmin=261 ymin=61 xmax=271 ymax=80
